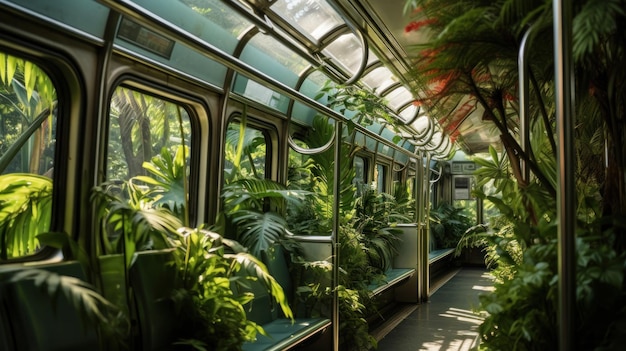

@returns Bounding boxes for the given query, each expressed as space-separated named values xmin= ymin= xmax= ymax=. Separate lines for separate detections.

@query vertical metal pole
xmin=553 ymin=1 xmax=576 ymax=350
xmin=416 ymin=152 xmax=430 ymax=302
xmin=423 ymin=154 xmax=432 ymax=299
xmin=331 ymin=121 xmax=342 ymax=351
xmin=415 ymin=153 xmax=424 ymax=301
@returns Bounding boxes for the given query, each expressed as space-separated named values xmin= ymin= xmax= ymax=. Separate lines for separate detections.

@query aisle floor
xmin=377 ymin=267 xmax=494 ymax=351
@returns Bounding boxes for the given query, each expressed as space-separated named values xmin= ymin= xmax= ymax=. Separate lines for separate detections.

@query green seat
xmin=367 ymin=267 xmax=415 ymax=296
xmin=428 ymin=248 xmax=455 ymax=264
xmin=0 ymin=262 xmax=99 ymax=351
xmin=129 ymin=249 xmax=178 ymax=351
xmin=238 ymin=245 xmax=331 ymax=351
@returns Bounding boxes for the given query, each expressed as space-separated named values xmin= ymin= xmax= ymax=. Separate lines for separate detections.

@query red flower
xmin=404 ymin=18 xmax=437 ymax=33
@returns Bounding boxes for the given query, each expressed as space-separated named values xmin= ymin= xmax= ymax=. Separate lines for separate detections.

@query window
xmin=107 ymin=86 xmax=192 ymax=182
xmin=285 ymin=116 xmax=335 ymax=236
xmin=353 ymin=156 xmax=367 ymax=195
xmin=0 ymin=52 xmax=57 ymax=259
xmin=286 ymin=138 xmax=333 ymax=235
xmin=375 ymin=163 xmax=387 ymax=194
xmin=453 ymin=176 xmax=477 ymax=225
xmin=104 ymin=85 xmax=192 ymax=238
xmin=223 ymin=119 xmax=268 ymax=183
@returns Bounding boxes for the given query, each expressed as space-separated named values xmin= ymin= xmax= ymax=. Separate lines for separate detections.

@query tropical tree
xmin=403 ymin=0 xmax=626 ymax=348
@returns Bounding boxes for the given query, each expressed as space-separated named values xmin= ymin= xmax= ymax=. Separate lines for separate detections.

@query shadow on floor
xmin=376 ymin=267 xmax=494 ymax=351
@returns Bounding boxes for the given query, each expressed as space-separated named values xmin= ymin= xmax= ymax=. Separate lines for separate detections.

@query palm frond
xmin=228 ymin=251 xmax=293 ymax=320
xmin=231 ymin=210 xmax=286 ymax=256
xmin=0 ymin=174 xmax=52 ymax=259
xmin=9 ymin=268 xmax=121 ymax=327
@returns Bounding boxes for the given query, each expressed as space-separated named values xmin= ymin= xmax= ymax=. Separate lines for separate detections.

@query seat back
xmin=261 ymin=245 xmax=294 ymax=311
xmin=0 ymin=262 xmax=99 ymax=351
xmin=129 ymin=249 xmax=177 ymax=351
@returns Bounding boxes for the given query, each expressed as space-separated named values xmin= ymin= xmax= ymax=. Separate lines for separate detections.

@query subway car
xmin=1 ymin=1 xmax=624 ymax=351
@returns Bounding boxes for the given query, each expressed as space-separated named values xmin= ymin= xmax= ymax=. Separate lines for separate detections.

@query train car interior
xmin=1 ymin=0 xmax=625 ymax=351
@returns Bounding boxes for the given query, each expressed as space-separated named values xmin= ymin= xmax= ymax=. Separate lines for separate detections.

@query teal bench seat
xmin=367 ymin=267 xmax=416 ymax=296
xmin=239 ymin=246 xmax=331 ymax=351
xmin=428 ymin=248 xmax=455 ymax=264
xmin=242 ymin=318 xmax=331 ymax=351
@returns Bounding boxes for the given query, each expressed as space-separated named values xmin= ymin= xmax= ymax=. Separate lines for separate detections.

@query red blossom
xmin=404 ymin=18 xmax=437 ymax=33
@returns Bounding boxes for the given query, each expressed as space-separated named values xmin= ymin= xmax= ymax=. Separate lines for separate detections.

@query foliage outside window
xmin=107 ymin=86 xmax=191 ymax=181
xmin=0 ymin=52 xmax=56 ymax=259
xmin=353 ymin=156 xmax=367 ymax=196
xmin=100 ymin=86 xmax=192 ymax=254
xmin=375 ymin=163 xmax=387 ymax=194
xmin=286 ymin=137 xmax=333 ymax=236
xmin=223 ymin=119 xmax=267 ymax=183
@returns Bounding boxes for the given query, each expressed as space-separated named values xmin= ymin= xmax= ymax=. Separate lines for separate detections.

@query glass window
xmin=0 ymin=52 xmax=57 ymax=259
xmin=323 ymin=33 xmax=364 ymax=76
xmin=384 ymin=86 xmax=414 ymax=111
xmin=376 ymin=163 xmax=387 ymax=194
xmin=223 ymin=120 xmax=267 ymax=183
xmin=353 ymin=156 xmax=367 ymax=194
xmin=107 ymin=86 xmax=192 ymax=182
xmin=101 ymin=86 xmax=192 ymax=253
xmin=286 ymin=138 xmax=332 ymax=235
xmin=362 ymin=66 xmax=397 ymax=94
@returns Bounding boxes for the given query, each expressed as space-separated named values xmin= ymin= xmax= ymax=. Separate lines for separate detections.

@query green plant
xmin=354 ymin=185 xmax=412 ymax=272
xmin=404 ymin=0 xmax=626 ymax=348
xmin=133 ymin=145 xmax=189 ymax=220
xmin=92 ymin=177 xmax=182 ymax=267
xmin=2 ymin=231 xmax=132 ymax=346
xmin=429 ymin=202 xmax=474 ymax=250
xmin=295 ymin=243 xmax=377 ymax=351
xmin=286 ymin=114 xmax=358 ymax=234
xmin=0 ymin=173 xmax=52 ymax=259
xmin=5 ymin=267 xmax=128 ymax=339
xmin=94 ymin=146 xmax=295 ymax=350
xmin=478 ymin=221 xmax=626 ymax=351
xmin=217 ymin=177 xmax=310 ymax=257
xmin=169 ymin=227 xmax=293 ymax=350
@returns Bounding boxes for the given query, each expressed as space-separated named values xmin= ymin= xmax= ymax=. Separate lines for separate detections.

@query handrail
xmin=287 ymin=121 xmax=336 ymax=155
xmin=99 ymin=0 xmax=421 ymax=161
xmin=518 ymin=23 xmax=539 ymax=183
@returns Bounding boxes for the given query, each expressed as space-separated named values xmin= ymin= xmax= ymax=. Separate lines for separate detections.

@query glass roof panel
xmin=366 ymin=49 xmax=378 ymax=66
xmin=411 ymin=115 xmax=431 ymax=133
xmin=384 ymin=86 xmax=414 ymax=111
xmin=271 ymin=0 xmax=344 ymax=42
xmin=398 ymin=104 xmax=419 ymax=123
xmin=243 ymin=33 xmax=310 ymax=85
xmin=353 ymin=131 xmax=366 ymax=147
xmin=366 ymin=136 xmax=377 ymax=152
xmin=292 ymin=71 xmax=331 ymax=125
xmin=377 ymin=142 xmax=391 ymax=155
xmin=132 ymin=0 xmax=251 ymax=55
xmin=362 ymin=66 xmax=397 ymax=94
xmin=180 ymin=0 xmax=252 ymax=37
xmin=323 ymin=33 xmax=364 ymax=76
